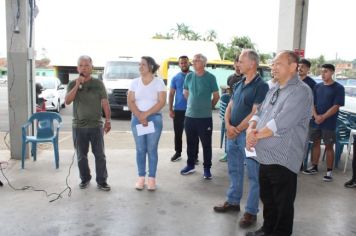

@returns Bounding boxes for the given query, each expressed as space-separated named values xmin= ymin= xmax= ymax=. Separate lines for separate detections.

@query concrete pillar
xmin=277 ymin=0 xmax=309 ymax=58
xmin=6 ymin=0 xmax=35 ymax=160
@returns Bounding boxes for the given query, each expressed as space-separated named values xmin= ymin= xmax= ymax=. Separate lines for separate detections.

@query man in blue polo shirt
xmin=213 ymin=49 xmax=269 ymax=229
xmin=303 ymin=64 xmax=345 ymax=181
xmin=169 ymin=56 xmax=191 ymax=162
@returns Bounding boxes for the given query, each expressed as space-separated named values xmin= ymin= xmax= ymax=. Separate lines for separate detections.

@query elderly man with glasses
xmin=245 ymin=51 xmax=313 ymax=236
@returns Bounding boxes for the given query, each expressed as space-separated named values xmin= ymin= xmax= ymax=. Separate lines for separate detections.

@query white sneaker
xmin=323 ymin=171 xmax=333 ymax=182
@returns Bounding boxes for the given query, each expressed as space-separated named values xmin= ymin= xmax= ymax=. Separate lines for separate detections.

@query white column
xmin=6 ymin=0 xmax=35 ymax=159
xmin=277 ymin=0 xmax=309 ymax=57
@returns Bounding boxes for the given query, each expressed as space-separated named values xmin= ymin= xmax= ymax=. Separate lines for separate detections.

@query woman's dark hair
xmin=142 ymin=56 xmax=160 ymax=74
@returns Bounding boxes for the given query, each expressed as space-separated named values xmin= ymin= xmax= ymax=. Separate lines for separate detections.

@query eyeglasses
xmin=270 ymin=88 xmax=280 ymax=105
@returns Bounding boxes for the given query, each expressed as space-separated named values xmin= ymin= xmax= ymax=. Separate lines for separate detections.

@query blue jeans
xmin=131 ymin=113 xmax=163 ymax=177
xmin=226 ymin=131 xmax=260 ymax=215
xmin=72 ymin=127 xmax=108 ymax=184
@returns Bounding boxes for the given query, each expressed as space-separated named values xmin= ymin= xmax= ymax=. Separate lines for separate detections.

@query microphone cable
xmin=0 ymin=150 xmax=75 ymax=203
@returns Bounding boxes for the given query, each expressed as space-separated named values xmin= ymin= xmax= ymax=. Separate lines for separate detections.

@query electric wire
xmin=0 ymin=151 xmax=75 ymax=203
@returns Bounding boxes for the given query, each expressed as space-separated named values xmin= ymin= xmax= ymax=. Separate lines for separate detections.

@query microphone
xmin=79 ymin=73 xmax=84 ymax=90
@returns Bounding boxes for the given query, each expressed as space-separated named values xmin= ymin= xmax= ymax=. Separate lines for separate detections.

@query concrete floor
xmin=0 ymin=131 xmax=355 ymax=236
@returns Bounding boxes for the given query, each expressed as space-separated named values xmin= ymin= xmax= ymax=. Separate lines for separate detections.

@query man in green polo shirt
xmin=180 ymin=53 xmax=220 ymax=179
xmin=65 ymin=55 xmax=112 ymax=191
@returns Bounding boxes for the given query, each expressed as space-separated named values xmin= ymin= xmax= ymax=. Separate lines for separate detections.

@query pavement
xmin=0 ymin=131 xmax=356 ymax=236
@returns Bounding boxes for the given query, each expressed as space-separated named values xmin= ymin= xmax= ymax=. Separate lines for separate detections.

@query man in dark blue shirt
xmin=303 ymin=64 xmax=345 ymax=182
xmin=298 ymin=58 xmax=316 ymax=91
xmin=213 ymin=49 xmax=269 ymax=229
xmin=298 ymin=59 xmax=317 ymax=171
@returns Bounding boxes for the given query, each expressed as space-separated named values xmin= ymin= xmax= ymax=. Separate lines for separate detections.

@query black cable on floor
xmin=0 ymin=152 xmax=75 ymax=203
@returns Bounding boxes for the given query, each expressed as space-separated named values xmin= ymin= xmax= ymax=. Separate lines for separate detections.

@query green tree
xmin=216 ymin=42 xmax=228 ymax=60
xmin=259 ymin=53 xmax=272 ymax=64
xmin=152 ymin=33 xmax=173 ymax=40
xmin=152 ymin=24 xmax=260 ymax=62
xmin=231 ymin=36 xmax=255 ymax=50
xmin=171 ymin=23 xmax=192 ymax=40
xmin=220 ymin=36 xmax=256 ymax=61
xmin=309 ymin=55 xmax=326 ymax=76
xmin=204 ymin=30 xmax=217 ymax=42
xmin=188 ymin=32 xmax=202 ymax=41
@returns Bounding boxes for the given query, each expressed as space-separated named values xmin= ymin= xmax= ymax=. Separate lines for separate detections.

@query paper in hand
xmin=136 ymin=121 xmax=155 ymax=136
xmin=245 ymin=148 xmax=257 ymax=157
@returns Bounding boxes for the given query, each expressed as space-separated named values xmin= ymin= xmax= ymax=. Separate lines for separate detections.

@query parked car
xmin=345 ymin=79 xmax=356 ymax=87
xmin=342 ymin=86 xmax=356 ymax=114
xmin=312 ymin=76 xmax=323 ymax=84
xmin=102 ymin=57 xmax=140 ymax=116
xmin=36 ymin=76 xmax=66 ymax=112
xmin=0 ymin=75 xmax=7 ymax=84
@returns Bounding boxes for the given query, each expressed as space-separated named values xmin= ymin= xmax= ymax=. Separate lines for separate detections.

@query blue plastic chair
xmin=219 ymin=93 xmax=231 ymax=149
xmin=21 ymin=112 xmax=62 ymax=169
xmin=334 ymin=116 xmax=351 ymax=168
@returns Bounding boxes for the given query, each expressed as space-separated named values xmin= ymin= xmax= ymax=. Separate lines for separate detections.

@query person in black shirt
xmin=227 ymin=56 xmax=243 ymax=91
xmin=298 ymin=59 xmax=317 ymax=171
xmin=298 ymin=58 xmax=316 ymax=91
xmin=344 ymin=136 xmax=356 ymax=188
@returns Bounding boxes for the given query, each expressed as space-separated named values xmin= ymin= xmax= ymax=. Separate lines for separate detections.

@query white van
xmin=102 ymin=57 xmax=140 ymax=115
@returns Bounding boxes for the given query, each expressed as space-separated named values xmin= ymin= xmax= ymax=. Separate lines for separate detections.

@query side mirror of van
xmin=98 ymin=73 xmax=103 ymax=80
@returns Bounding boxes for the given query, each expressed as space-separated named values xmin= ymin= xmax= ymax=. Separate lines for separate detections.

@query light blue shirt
xmin=170 ymin=71 xmax=189 ymax=110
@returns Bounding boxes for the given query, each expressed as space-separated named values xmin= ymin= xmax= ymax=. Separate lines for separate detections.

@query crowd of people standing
xmin=65 ymin=50 xmax=354 ymax=236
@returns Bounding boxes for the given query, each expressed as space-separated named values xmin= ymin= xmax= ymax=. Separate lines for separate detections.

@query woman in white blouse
xmin=127 ymin=56 xmax=166 ymax=191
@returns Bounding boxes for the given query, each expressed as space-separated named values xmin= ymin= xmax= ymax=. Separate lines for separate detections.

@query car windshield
xmin=104 ymin=61 xmax=140 ymax=79
xmin=37 ymin=79 xmax=56 ymax=89
xmin=336 ymin=79 xmax=347 ymax=85
xmin=346 ymin=79 xmax=356 ymax=86
xmin=345 ymin=86 xmax=356 ymax=97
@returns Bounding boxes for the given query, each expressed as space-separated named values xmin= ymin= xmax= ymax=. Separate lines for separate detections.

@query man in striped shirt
xmin=245 ymin=51 xmax=313 ymax=236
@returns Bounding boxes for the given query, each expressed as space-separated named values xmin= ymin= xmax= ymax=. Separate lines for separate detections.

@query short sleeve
xmin=98 ymin=80 xmax=108 ymax=99
xmin=67 ymin=80 xmax=75 ymax=93
xmin=170 ymin=75 xmax=177 ymax=89
xmin=156 ymin=78 xmax=166 ymax=91
xmin=210 ymin=74 xmax=219 ymax=92
xmin=184 ymin=73 xmax=192 ymax=90
xmin=334 ymin=84 xmax=345 ymax=106
xmin=129 ymin=78 xmax=139 ymax=92
xmin=254 ymin=83 xmax=269 ymax=105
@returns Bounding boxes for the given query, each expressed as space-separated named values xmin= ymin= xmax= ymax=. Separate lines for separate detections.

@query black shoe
xmin=344 ymin=179 xmax=356 ymax=188
xmin=171 ymin=153 xmax=182 ymax=162
xmin=97 ymin=182 xmax=111 ymax=191
xmin=246 ymin=227 xmax=271 ymax=236
xmin=213 ymin=201 xmax=240 ymax=213
xmin=79 ymin=179 xmax=90 ymax=189
xmin=302 ymin=166 xmax=318 ymax=175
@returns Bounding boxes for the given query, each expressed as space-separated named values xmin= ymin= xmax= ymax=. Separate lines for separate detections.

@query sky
xmin=0 ymin=0 xmax=355 ymax=61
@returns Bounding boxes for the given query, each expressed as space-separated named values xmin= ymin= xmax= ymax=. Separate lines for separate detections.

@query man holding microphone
xmin=65 ymin=55 xmax=111 ymax=191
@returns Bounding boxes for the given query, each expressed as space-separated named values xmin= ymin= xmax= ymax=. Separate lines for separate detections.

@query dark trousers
xmin=260 ymin=164 xmax=297 ymax=236
xmin=353 ymin=136 xmax=356 ymax=180
xmin=185 ymin=117 xmax=212 ymax=168
xmin=173 ymin=110 xmax=186 ymax=154
xmin=73 ymin=127 xmax=108 ymax=184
